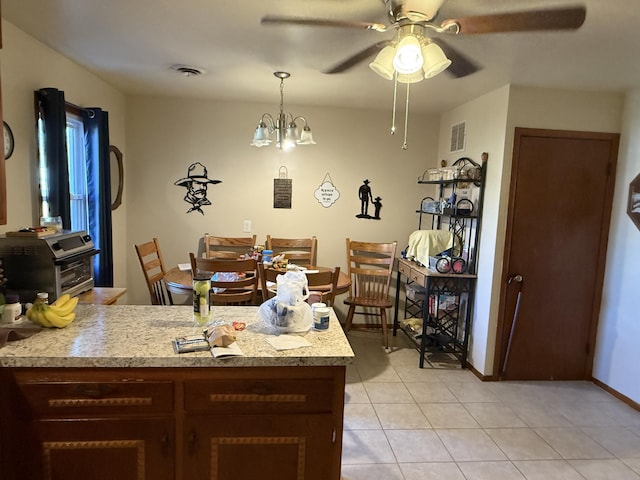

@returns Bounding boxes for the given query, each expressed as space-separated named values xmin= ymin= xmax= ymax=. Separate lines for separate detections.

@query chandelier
xmin=251 ymin=71 xmax=315 ymax=150
xmin=368 ymin=25 xmax=451 ymax=149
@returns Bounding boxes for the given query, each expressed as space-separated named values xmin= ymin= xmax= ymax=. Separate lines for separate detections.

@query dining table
xmin=164 ymin=264 xmax=351 ymax=297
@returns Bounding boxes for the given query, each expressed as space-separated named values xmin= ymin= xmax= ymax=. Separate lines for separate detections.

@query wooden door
xmin=495 ymin=128 xmax=618 ymax=380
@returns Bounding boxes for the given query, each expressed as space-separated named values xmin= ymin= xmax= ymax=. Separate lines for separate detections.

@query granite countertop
xmin=0 ymin=305 xmax=354 ymax=368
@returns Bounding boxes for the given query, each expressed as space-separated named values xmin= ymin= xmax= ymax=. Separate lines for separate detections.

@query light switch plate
xmin=243 ymin=220 xmax=251 ymax=232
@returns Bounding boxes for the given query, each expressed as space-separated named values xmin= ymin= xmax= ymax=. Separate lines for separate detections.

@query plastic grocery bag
xmin=258 ymin=270 xmax=312 ymax=333
xmin=275 ymin=270 xmax=310 ymax=305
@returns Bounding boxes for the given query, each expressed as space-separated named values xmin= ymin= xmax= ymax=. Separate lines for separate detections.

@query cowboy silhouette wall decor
xmin=174 ymin=162 xmax=221 ymax=214
xmin=356 ymin=179 xmax=382 ymax=220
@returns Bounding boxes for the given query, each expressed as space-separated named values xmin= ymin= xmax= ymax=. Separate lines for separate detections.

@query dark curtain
xmin=82 ymin=108 xmax=113 ymax=287
xmin=34 ymin=88 xmax=71 ymax=229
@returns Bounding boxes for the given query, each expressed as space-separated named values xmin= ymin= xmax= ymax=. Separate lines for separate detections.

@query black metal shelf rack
xmin=393 ymin=153 xmax=487 ymax=368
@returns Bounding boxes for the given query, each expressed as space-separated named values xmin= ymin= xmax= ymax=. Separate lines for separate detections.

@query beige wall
xmin=0 ymin=20 xmax=129 ymax=290
xmin=125 ymin=96 xmax=441 ymax=314
xmin=593 ymin=89 xmax=640 ymax=402
xmin=437 ymin=85 xmax=511 ymax=374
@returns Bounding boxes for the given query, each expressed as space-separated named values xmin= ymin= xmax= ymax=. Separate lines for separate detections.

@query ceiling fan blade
xmin=430 ymin=38 xmax=480 ymax=78
xmin=261 ymin=15 xmax=388 ymax=32
xmin=441 ymin=6 xmax=586 ymax=35
xmin=324 ymin=41 xmax=391 ymax=74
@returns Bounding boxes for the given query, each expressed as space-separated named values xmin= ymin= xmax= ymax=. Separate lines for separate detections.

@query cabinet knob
xmin=187 ymin=430 xmax=198 ymax=454
xmin=160 ymin=432 xmax=170 ymax=457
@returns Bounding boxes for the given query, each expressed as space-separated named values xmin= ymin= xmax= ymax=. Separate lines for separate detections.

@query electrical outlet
xmin=243 ymin=220 xmax=251 ymax=233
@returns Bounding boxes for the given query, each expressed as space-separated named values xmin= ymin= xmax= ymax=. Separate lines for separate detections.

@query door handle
xmin=507 ymin=274 xmax=523 ymax=284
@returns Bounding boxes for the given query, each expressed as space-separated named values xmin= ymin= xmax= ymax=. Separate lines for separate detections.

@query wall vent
xmin=450 ymin=121 xmax=466 ymax=153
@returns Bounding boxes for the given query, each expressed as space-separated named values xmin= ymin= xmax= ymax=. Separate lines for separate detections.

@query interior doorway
xmin=494 ymin=127 xmax=619 ymax=380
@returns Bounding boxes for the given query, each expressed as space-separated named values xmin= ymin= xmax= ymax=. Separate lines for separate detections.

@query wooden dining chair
xmin=257 ymin=263 xmax=340 ymax=307
xmin=135 ymin=238 xmax=174 ymax=305
xmin=256 ymin=262 xmax=281 ymax=302
xmin=190 ymin=253 xmax=258 ymax=305
xmin=265 ymin=235 xmax=317 ymax=266
xmin=204 ymin=234 xmax=257 ymax=259
xmin=343 ymin=239 xmax=397 ymax=349
xmin=306 ymin=267 xmax=341 ymax=307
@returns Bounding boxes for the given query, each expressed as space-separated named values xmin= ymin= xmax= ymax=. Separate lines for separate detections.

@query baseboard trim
xmin=465 ymin=362 xmax=498 ymax=381
xmin=592 ymin=377 xmax=640 ymax=412
xmin=464 ymin=365 xmax=639 ymax=412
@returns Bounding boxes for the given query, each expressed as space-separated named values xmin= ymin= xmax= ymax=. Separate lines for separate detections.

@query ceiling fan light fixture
xmin=393 ymin=35 xmax=423 ymax=74
xmin=369 ymin=45 xmax=396 ymax=80
xmin=422 ymin=42 xmax=452 ymax=78
xmin=397 ymin=70 xmax=424 ymax=84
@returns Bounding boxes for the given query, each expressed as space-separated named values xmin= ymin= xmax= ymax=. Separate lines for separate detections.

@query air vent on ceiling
xmin=450 ymin=121 xmax=466 ymax=153
xmin=170 ymin=64 xmax=206 ymax=77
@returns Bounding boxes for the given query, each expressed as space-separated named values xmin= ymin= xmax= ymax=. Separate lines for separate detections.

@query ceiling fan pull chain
xmin=390 ymin=70 xmax=398 ymax=135
xmin=402 ymin=82 xmax=410 ymax=150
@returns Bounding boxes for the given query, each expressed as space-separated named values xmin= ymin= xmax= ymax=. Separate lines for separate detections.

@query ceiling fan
xmin=261 ymin=0 xmax=587 ymax=79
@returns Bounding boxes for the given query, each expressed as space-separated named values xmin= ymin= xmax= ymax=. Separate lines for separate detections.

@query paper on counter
xmin=265 ymin=335 xmax=312 ymax=351
xmin=211 ymin=342 xmax=244 ymax=359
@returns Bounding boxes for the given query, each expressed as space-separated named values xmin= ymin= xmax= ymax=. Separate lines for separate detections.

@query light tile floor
xmin=341 ymin=330 xmax=640 ymax=480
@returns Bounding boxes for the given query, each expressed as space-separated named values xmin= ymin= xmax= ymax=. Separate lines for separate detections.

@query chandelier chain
xmin=279 ymin=77 xmax=285 ymax=115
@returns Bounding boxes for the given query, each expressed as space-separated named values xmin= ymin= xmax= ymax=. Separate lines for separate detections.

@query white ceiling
xmin=3 ymin=0 xmax=640 ymax=114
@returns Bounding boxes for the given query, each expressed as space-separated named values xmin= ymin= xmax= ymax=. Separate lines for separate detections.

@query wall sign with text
xmin=273 ymin=166 xmax=292 ymax=209
xmin=314 ymin=173 xmax=340 ymax=208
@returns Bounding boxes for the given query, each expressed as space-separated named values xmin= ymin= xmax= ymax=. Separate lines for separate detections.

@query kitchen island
xmin=0 ymin=305 xmax=354 ymax=480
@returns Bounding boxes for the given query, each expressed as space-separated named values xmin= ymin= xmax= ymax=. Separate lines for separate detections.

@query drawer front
xmin=15 ymin=380 xmax=174 ymax=417
xmin=398 ymin=261 xmax=412 ymax=278
xmin=409 ymin=268 xmax=426 ymax=285
xmin=184 ymin=378 xmax=335 ymax=414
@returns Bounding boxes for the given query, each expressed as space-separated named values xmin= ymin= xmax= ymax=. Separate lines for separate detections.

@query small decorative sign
xmin=274 ymin=166 xmax=292 ymax=209
xmin=314 ymin=173 xmax=340 ymax=208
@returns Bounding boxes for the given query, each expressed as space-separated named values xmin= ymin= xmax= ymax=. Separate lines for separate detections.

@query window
xmin=35 ymin=88 xmax=113 ymax=286
xmin=38 ymin=106 xmax=89 ymax=231
xmin=65 ymin=111 xmax=90 ymax=232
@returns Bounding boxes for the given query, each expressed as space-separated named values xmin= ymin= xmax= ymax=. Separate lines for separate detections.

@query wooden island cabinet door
xmin=182 ymin=414 xmax=339 ymax=480
xmin=16 ymin=417 xmax=175 ymax=480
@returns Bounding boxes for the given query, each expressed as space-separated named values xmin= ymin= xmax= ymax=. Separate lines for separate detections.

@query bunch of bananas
xmin=26 ymin=294 xmax=79 ymax=328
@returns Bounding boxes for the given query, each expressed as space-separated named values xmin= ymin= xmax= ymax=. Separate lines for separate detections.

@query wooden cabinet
xmin=181 ymin=376 xmax=340 ymax=480
xmin=6 ymin=370 xmax=174 ymax=480
xmin=1 ymin=366 xmax=345 ymax=480
xmin=183 ymin=414 xmax=335 ymax=480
